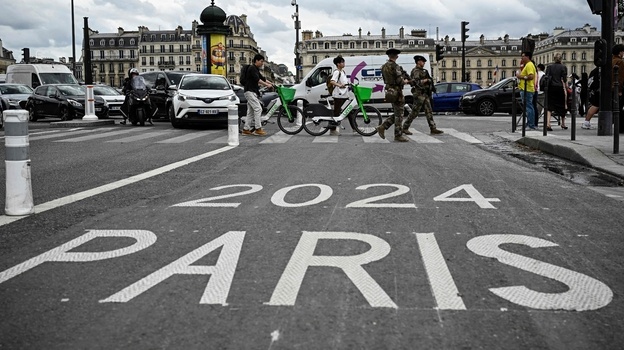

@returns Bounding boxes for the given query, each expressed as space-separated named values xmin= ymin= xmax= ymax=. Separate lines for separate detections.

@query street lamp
xmin=291 ymin=0 xmax=301 ymax=83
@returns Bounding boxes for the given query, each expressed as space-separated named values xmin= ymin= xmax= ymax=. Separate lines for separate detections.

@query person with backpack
xmin=582 ymin=66 xmax=600 ymax=129
xmin=241 ymin=54 xmax=274 ymax=136
xmin=328 ymin=55 xmax=349 ymax=136
xmin=544 ymin=53 xmax=568 ymax=130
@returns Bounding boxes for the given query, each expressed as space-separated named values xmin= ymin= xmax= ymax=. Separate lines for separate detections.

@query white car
xmin=170 ymin=74 xmax=239 ymax=128
xmin=90 ymin=85 xmax=125 ymax=118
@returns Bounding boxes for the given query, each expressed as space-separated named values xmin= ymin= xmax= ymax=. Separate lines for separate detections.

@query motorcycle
xmin=121 ymin=76 xmax=153 ymax=126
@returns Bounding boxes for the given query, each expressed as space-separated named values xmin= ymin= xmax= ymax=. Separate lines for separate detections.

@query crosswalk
xmin=15 ymin=127 xmax=486 ymax=145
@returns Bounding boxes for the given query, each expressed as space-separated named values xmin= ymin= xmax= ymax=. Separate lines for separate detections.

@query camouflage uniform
xmin=380 ymin=60 xmax=405 ymax=137
xmin=404 ymin=66 xmax=439 ymax=132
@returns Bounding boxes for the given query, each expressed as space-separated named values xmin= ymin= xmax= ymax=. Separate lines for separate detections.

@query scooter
xmin=121 ymin=76 xmax=154 ymax=126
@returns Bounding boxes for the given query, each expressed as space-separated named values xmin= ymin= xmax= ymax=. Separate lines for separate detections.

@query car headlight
xmin=462 ymin=95 xmax=476 ymax=101
xmin=177 ymin=93 xmax=198 ymax=101
xmin=218 ymin=94 xmax=237 ymax=102
xmin=67 ymin=99 xmax=83 ymax=107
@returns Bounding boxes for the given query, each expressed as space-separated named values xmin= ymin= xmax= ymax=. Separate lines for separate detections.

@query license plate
xmin=110 ymin=106 xmax=120 ymax=110
xmin=198 ymin=109 xmax=218 ymax=115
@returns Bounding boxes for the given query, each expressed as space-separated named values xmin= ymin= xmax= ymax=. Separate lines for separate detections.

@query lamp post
xmin=291 ymin=0 xmax=301 ymax=83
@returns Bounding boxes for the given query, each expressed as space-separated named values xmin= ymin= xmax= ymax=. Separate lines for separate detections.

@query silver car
xmin=90 ymin=84 xmax=125 ymax=118
xmin=0 ymin=83 xmax=34 ymax=110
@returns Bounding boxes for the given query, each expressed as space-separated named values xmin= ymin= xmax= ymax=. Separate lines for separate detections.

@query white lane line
xmin=156 ymin=130 xmax=219 ymax=143
xmin=53 ymin=128 xmax=142 ymax=142
xmin=105 ymin=131 xmax=172 ymax=143
xmin=406 ymin=129 xmax=444 ymax=143
xmin=439 ymin=128 xmax=483 ymax=144
xmin=0 ymin=145 xmax=236 ymax=228
xmin=312 ymin=135 xmax=339 ymax=143
xmin=363 ymin=135 xmax=390 ymax=143
xmin=30 ymin=128 xmax=112 ymax=141
xmin=260 ymin=131 xmax=295 ymax=144
xmin=207 ymin=135 xmax=229 ymax=144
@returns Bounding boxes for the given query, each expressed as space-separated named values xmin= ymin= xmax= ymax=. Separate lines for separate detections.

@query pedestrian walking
xmin=329 ymin=55 xmax=349 ymax=136
xmin=516 ymin=51 xmax=537 ymax=130
xmin=377 ymin=48 xmax=410 ymax=142
xmin=403 ymin=55 xmax=443 ymax=135
xmin=242 ymin=54 xmax=274 ymax=136
xmin=544 ymin=53 xmax=568 ymax=130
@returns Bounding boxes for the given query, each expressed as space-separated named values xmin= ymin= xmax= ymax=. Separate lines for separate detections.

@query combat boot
xmin=394 ymin=135 xmax=409 ymax=142
xmin=430 ymin=128 xmax=444 ymax=135
xmin=402 ymin=129 xmax=413 ymax=135
xmin=376 ymin=125 xmax=386 ymax=139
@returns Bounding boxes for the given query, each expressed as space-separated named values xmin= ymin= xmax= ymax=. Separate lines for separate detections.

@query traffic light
xmin=435 ymin=44 xmax=445 ymax=61
xmin=586 ymin=0 xmax=602 ymax=14
xmin=594 ymin=38 xmax=607 ymax=66
xmin=461 ymin=21 xmax=470 ymax=42
xmin=465 ymin=72 xmax=471 ymax=82
xmin=22 ymin=48 xmax=30 ymax=63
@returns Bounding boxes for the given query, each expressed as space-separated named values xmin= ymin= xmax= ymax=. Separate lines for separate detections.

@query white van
xmin=292 ymin=55 xmax=431 ymax=110
xmin=6 ymin=64 xmax=78 ymax=88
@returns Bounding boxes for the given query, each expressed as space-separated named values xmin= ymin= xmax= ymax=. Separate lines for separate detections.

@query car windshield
xmin=40 ymin=73 xmax=78 ymax=85
xmin=165 ymin=72 xmax=188 ymax=86
xmin=131 ymin=76 xmax=148 ymax=90
xmin=488 ymin=79 xmax=514 ymax=90
xmin=57 ymin=85 xmax=86 ymax=96
xmin=0 ymin=84 xmax=33 ymax=94
xmin=91 ymin=85 xmax=121 ymax=95
xmin=180 ymin=76 xmax=230 ymax=90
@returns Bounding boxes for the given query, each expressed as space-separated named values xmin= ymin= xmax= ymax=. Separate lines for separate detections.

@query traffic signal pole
xmin=598 ymin=0 xmax=614 ymax=135
xmin=461 ymin=21 xmax=469 ymax=82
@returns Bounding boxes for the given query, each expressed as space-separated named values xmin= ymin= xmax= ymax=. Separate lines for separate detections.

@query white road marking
xmin=155 ymin=130 xmax=219 ymax=143
xmin=260 ymin=131 xmax=295 ymax=144
xmin=30 ymin=128 xmax=112 ymax=141
xmin=105 ymin=131 xmax=172 ymax=143
xmin=0 ymin=146 xmax=235 ymax=227
xmin=312 ymin=135 xmax=339 ymax=143
xmin=438 ymin=128 xmax=483 ymax=144
xmin=405 ymin=129 xmax=444 ymax=143
xmin=53 ymin=128 xmax=142 ymax=142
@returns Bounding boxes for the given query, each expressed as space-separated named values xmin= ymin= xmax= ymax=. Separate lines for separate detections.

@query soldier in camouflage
xmin=377 ymin=48 xmax=410 ymax=142
xmin=403 ymin=55 xmax=444 ymax=135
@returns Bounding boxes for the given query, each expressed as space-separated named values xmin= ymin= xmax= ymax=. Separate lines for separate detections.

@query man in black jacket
xmin=242 ymin=54 xmax=274 ymax=136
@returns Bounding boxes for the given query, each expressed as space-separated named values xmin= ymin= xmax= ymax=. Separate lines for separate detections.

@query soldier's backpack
xmin=326 ymin=70 xmax=341 ymax=94
xmin=239 ymin=64 xmax=250 ymax=85
xmin=587 ymin=67 xmax=600 ymax=102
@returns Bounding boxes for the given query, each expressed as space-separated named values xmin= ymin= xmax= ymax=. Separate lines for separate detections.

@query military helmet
xmin=413 ymin=55 xmax=427 ymax=63
xmin=385 ymin=48 xmax=401 ymax=56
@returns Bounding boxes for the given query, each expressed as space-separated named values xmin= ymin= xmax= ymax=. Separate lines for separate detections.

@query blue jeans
xmin=521 ymin=91 xmax=536 ymax=128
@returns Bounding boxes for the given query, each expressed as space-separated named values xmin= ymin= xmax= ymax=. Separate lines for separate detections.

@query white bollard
xmin=227 ymin=105 xmax=239 ymax=146
xmin=297 ymin=99 xmax=304 ymax=127
xmin=82 ymin=85 xmax=98 ymax=121
xmin=4 ymin=110 xmax=34 ymax=216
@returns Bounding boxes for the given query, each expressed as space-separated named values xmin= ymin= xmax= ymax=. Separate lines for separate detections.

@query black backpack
xmin=239 ymin=64 xmax=250 ymax=85
xmin=588 ymin=67 xmax=600 ymax=93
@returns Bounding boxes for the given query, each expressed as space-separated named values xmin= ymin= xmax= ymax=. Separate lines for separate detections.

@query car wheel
xmin=28 ymin=105 xmax=38 ymax=122
xmin=59 ymin=107 xmax=70 ymax=121
xmin=167 ymin=104 xmax=175 ymax=121
xmin=477 ymin=99 xmax=495 ymax=116
xmin=169 ymin=105 xmax=183 ymax=128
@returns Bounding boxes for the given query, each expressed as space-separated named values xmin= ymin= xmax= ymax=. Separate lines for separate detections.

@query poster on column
xmin=201 ymin=36 xmax=208 ymax=74
xmin=210 ymin=34 xmax=226 ymax=76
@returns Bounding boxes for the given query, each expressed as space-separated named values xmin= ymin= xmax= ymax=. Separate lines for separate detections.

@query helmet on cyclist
xmin=128 ymin=68 xmax=139 ymax=77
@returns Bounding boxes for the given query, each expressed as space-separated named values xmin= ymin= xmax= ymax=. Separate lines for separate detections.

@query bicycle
xmin=302 ymin=84 xmax=382 ymax=136
xmin=262 ymin=85 xmax=305 ymax=135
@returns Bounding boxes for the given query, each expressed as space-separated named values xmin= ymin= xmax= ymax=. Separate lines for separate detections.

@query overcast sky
xmin=0 ymin=0 xmax=604 ymax=72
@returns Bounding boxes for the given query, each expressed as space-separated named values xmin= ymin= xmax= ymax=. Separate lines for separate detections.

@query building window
xmin=582 ymin=65 xmax=586 ymax=73
xmin=312 ymin=43 xmax=317 ymax=49
xmin=313 ymin=56 xmax=318 ymax=64
xmin=119 ymin=39 xmax=124 ymax=46
xmin=169 ymin=45 xmax=173 ymax=53
xmin=571 ymin=52 xmax=577 ymax=60
xmin=349 ymin=42 xmax=355 ymax=49
xmin=409 ymin=40 xmax=414 ymax=46
xmin=501 ymin=71 xmax=507 ymax=79
xmin=562 ymin=52 xmax=567 ymax=60
xmin=89 ymin=39 xmax=94 ymax=46
xmin=118 ymin=63 xmax=123 ymax=72
xmin=149 ymin=57 xmax=154 ymax=65
xmin=109 ymin=39 xmax=115 ymax=46
xmin=477 ymin=59 xmax=482 ymax=67
xmin=451 ymin=47 xmax=457 ymax=51
xmin=142 ymin=57 xmax=146 ymax=65
xmin=160 ymin=45 xmax=165 ymax=53
xmin=487 ymin=59 xmax=492 ymax=67
xmin=150 ymin=45 xmax=155 ymax=53
xmin=179 ymin=56 xmax=184 ymax=64
xmin=100 ymin=51 xmax=105 ymax=59
xmin=501 ymin=47 xmax=506 ymax=51
xmin=418 ymin=40 xmax=424 ymax=45
xmin=151 ymin=35 xmax=156 ymax=41
xmin=109 ymin=63 xmax=114 ymax=72
xmin=180 ymin=45 xmax=184 ymax=52
xmin=375 ymin=42 xmax=381 ymax=48
xmin=363 ymin=42 xmax=368 ymax=49
xmin=582 ymin=52 xmax=587 ymax=60
xmin=511 ymin=46 xmax=517 ymax=51
xmin=502 ymin=59 xmax=506 ymax=67
xmin=571 ymin=38 xmax=577 ymax=42
xmin=452 ymin=60 xmax=457 ymax=68
xmin=337 ymin=42 xmax=343 ymax=49
xmin=512 ymin=59 xmax=517 ymax=66
xmin=452 ymin=72 xmax=457 ymax=81
xmin=581 ymin=37 xmax=588 ymax=42
xmin=170 ymin=34 xmax=174 ymax=41
xmin=477 ymin=71 xmax=482 ymax=80
xmin=442 ymin=72 xmax=446 ymax=81
xmin=130 ymin=39 xmax=135 ymax=45
xmin=119 ymin=50 xmax=124 ymax=59
xmin=161 ymin=34 xmax=166 ymax=41
xmin=100 ymin=39 xmax=105 ymax=46
xmin=324 ymin=42 xmax=330 ymax=50
xmin=487 ymin=71 xmax=492 ymax=80
xmin=466 ymin=60 xmax=471 ymax=67
xmin=388 ymin=41 xmax=394 ymax=48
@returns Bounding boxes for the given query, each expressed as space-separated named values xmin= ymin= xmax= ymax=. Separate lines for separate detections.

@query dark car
xmin=25 ymin=84 xmax=108 ymax=121
xmin=0 ymin=83 xmax=34 ymax=110
xmin=459 ymin=77 xmax=522 ymax=116
xmin=140 ymin=71 xmax=190 ymax=119
xmin=432 ymin=82 xmax=482 ymax=113
xmin=232 ymin=84 xmax=278 ymax=117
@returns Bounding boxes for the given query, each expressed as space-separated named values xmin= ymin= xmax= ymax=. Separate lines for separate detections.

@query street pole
xmin=292 ymin=0 xmax=301 ymax=84
xmin=598 ymin=0 xmax=614 ymax=136
xmin=71 ymin=0 xmax=76 ymax=79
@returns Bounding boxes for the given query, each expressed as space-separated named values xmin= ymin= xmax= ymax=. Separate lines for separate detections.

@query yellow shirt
xmin=518 ymin=61 xmax=536 ymax=92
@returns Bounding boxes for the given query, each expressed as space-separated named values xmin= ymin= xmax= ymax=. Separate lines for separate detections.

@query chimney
xmin=399 ymin=26 xmax=404 ymax=39
xmin=504 ymin=34 xmax=509 ymax=43
xmin=118 ymin=27 xmax=124 ymax=35
xmin=358 ymin=27 xmax=362 ymax=39
xmin=381 ymin=27 xmax=386 ymax=39
xmin=241 ymin=14 xmax=247 ymax=24
xmin=480 ymin=34 xmax=484 ymax=45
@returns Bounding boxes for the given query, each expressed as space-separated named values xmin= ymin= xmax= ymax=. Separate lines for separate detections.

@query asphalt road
xmin=0 ymin=116 xmax=622 ymax=349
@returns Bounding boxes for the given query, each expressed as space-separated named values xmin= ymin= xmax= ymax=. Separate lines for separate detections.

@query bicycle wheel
xmin=303 ymin=113 xmax=331 ymax=136
xmin=352 ymin=105 xmax=382 ymax=136
xmin=277 ymin=105 xmax=304 ymax=135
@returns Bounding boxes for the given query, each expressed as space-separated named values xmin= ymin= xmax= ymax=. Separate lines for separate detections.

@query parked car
xmin=169 ymin=73 xmax=239 ymax=128
xmin=25 ymin=84 xmax=108 ymax=121
xmin=432 ymin=82 xmax=481 ymax=113
xmin=459 ymin=77 xmax=522 ymax=116
xmin=90 ymin=84 xmax=124 ymax=118
xmin=232 ymin=84 xmax=279 ymax=117
xmin=140 ymin=71 xmax=190 ymax=119
xmin=0 ymin=83 xmax=34 ymax=110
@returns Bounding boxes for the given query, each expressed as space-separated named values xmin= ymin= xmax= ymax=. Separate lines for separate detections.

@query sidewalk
xmin=495 ymin=122 xmax=624 ymax=179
